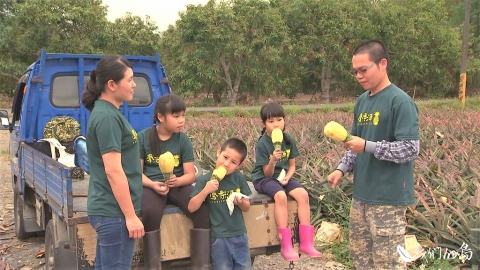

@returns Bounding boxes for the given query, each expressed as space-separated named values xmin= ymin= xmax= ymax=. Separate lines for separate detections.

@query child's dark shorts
xmin=253 ymin=177 xmax=303 ymax=198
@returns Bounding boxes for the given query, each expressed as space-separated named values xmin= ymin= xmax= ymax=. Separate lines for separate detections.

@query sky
xmin=102 ymin=0 xmax=210 ymax=31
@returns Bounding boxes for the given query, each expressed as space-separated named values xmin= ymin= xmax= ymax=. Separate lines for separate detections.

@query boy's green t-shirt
xmin=137 ymin=127 xmax=194 ymax=181
xmin=352 ymin=84 xmax=420 ymax=205
xmin=251 ymin=133 xmax=299 ymax=182
xmin=191 ymin=171 xmax=252 ymax=238
xmin=86 ymin=100 xmax=142 ymax=217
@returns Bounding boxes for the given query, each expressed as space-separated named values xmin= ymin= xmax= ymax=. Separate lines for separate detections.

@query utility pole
xmin=459 ymin=0 xmax=471 ymax=108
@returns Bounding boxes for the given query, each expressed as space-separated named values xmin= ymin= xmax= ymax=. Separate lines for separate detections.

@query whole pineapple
xmin=323 ymin=121 xmax=353 ymax=142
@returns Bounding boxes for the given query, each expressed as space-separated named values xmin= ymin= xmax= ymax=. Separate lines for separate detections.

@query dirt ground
xmin=0 ymin=131 xmax=45 ymax=270
xmin=0 ymin=130 xmax=346 ymax=270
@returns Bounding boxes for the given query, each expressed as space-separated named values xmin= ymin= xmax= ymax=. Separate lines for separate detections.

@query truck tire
xmin=45 ymin=219 xmax=56 ymax=270
xmin=45 ymin=218 xmax=77 ymax=270
xmin=13 ymin=182 xmax=33 ymax=240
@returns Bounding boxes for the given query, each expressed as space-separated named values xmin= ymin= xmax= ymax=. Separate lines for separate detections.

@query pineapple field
xmin=185 ymin=103 xmax=480 ymax=269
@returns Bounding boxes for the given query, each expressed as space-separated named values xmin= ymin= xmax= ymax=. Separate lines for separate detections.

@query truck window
xmin=130 ymin=76 xmax=152 ymax=106
xmin=51 ymin=75 xmax=152 ymax=108
xmin=51 ymin=76 xmax=82 ymax=107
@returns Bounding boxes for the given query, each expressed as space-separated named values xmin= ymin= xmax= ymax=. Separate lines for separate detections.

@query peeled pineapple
xmin=211 ymin=166 xmax=227 ymax=182
xmin=271 ymin=128 xmax=283 ymax=150
xmin=159 ymin=151 xmax=175 ymax=180
xmin=323 ymin=121 xmax=353 ymax=142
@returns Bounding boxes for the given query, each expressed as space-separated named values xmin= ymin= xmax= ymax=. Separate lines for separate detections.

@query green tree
xmin=374 ymin=0 xmax=461 ymax=96
xmin=0 ymin=0 xmax=26 ymax=95
xmin=0 ymin=0 xmax=109 ymax=63
xmin=0 ymin=0 xmax=24 ymax=21
xmin=0 ymin=0 xmax=111 ymax=97
xmin=171 ymin=0 xmax=291 ymax=105
xmin=444 ymin=0 xmax=480 ymax=89
xmin=159 ymin=20 xmax=223 ymax=101
xmin=104 ymin=13 xmax=162 ymax=55
xmin=276 ymin=0 xmax=376 ymax=103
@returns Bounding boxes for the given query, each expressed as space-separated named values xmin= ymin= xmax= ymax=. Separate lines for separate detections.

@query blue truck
xmin=1 ymin=50 xmax=299 ymax=269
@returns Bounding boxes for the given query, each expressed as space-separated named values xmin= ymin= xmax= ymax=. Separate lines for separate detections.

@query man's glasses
xmin=350 ymin=63 xmax=375 ymax=77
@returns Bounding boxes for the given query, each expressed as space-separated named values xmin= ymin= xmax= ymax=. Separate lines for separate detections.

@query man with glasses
xmin=327 ymin=40 xmax=420 ymax=269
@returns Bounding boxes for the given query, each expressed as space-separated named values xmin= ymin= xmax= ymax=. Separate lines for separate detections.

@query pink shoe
xmin=298 ymin=224 xmax=322 ymax=258
xmin=277 ymin=227 xmax=300 ymax=261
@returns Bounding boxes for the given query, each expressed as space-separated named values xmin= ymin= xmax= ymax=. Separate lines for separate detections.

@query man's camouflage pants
xmin=349 ymin=198 xmax=407 ymax=270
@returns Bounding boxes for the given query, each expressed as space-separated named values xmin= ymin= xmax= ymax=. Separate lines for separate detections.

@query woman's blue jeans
xmin=89 ymin=215 xmax=136 ymax=270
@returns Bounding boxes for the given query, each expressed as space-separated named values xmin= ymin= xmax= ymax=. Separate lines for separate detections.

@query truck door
xmin=121 ymin=66 xmax=171 ymax=132
xmin=9 ymin=72 xmax=31 ymax=160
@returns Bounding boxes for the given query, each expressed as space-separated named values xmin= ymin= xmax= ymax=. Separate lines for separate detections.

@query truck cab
xmin=5 ymin=50 xmax=299 ymax=269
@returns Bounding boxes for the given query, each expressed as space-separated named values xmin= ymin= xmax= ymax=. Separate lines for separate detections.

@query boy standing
xmin=189 ymin=138 xmax=252 ymax=270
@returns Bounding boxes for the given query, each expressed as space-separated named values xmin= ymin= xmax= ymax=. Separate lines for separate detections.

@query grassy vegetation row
xmin=186 ymin=96 xmax=480 ymax=118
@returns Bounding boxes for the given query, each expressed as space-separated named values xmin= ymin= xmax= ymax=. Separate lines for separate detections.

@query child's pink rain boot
xmin=298 ymin=224 xmax=323 ymax=258
xmin=277 ymin=227 xmax=300 ymax=261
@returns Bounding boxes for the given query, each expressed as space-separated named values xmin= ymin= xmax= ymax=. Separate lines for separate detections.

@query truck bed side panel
xmin=76 ymin=201 xmax=298 ymax=265
xmin=21 ymin=143 xmax=71 ymax=219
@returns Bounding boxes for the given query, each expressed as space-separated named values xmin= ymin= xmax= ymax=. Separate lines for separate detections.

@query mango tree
xmin=0 ymin=0 xmax=109 ymax=96
xmin=103 ymin=13 xmax=162 ymax=56
xmin=372 ymin=0 xmax=461 ymax=96
xmin=171 ymin=0 xmax=291 ymax=105
xmin=275 ymin=0 xmax=376 ymax=103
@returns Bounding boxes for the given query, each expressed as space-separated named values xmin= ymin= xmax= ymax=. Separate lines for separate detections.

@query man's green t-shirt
xmin=190 ymin=171 xmax=252 ymax=238
xmin=86 ymin=100 xmax=142 ymax=217
xmin=251 ymin=133 xmax=299 ymax=182
xmin=137 ymin=127 xmax=194 ymax=181
xmin=352 ymin=84 xmax=420 ymax=205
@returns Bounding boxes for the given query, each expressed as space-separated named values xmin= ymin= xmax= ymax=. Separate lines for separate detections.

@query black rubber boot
xmin=143 ymin=229 xmax=162 ymax=270
xmin=190 ymin=228 xmax=211 ymax=270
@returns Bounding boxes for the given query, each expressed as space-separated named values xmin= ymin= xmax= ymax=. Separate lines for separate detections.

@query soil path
xmin=0 ymin=130 xmax=45 ymax=270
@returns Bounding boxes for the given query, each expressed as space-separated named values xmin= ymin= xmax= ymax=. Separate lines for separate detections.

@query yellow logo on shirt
xmin=358 ymin=111 xmax=381 ymax=126
xmin=210 ymin=188 xmax=239 ymax=203
xmin=145 ymin=154 xmax=156 ymax=164
xmin=373 ymin=111 xmax=380 ymax=125
xmin=131 ymin=129 xmax=138 ymax=144
xmin=174 ymin=155 xmax=180 ymax=167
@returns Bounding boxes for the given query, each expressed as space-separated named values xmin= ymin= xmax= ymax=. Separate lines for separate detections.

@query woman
xmin=82 ymin=55 xmax=144 ymax=270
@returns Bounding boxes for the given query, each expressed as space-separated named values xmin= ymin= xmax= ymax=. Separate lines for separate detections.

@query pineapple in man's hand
xmin=323 ymin=121 xmax=353 ymax=142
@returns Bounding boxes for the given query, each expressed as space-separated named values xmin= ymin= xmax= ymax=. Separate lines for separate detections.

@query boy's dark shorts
xmin=253 ymin=177 xmax=303 ymax=198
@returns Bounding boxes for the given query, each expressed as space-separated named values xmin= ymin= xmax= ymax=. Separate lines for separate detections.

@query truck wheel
xmin=13 ymin=182 xmax=32 ymax=240
xmin=45 ymin=220 xmax=56 ymax=270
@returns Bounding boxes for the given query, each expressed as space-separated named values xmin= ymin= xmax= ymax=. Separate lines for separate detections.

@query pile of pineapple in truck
xmin=2 ymin=50 xmax=305 ymax=269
